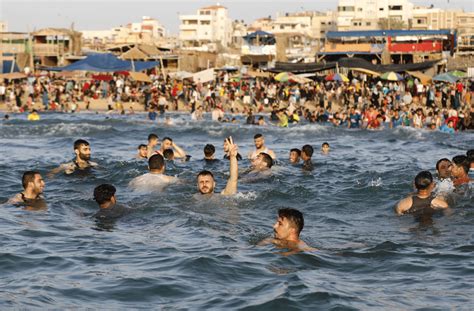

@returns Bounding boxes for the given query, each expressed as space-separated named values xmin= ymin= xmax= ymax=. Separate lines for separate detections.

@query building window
xmin=353 ymin=22 xmax=358 ymax=26
xmin=280 ymin=25 xmax=284 ymax=29
xmin=379 ymin=8 xmax=384 ymax=11
xmin=338 ymin=6 xmax=355 ymax=12
xmin=366 ymin=22 xmax=371 ymax=26
xmin=358 ymin=8 xmax=363 ymax=11
xmin=389 ymin=5 xmax=402 ymax=10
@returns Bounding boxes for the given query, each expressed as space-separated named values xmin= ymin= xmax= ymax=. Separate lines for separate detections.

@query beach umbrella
xmin=325 ymin=73 xmax=349 ymax=82
xmin=448 ymin=70 xmax=467 ymax=78
xmin=274 ymin=72 xmax=292 ymax=82
xmin=380 ymin=72 xmax=404 ymax=81
xmin=433 ymin=73 xmax=459 ymax=83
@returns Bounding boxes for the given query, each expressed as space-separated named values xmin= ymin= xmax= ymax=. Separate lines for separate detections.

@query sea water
xmin=0 ymin=112 xmax=473 ymax=309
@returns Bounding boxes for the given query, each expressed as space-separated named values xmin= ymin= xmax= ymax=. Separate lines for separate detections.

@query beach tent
xmin=193 ymin=68 xmax=215 ymax=83
xmin=406 ymin=71 xmax=432 ymax=85
xmin=433 ymin=73 xmax=459 ymax=83
xmin=129 ymin=72 xmax=152 ymax=83
xmin=47 ymin=53 xmax=159 ymax=72
xmin=380 ymin=72 xmax=404 ymax=81
xmin=2 ymin=60 xmax=20 ymax=74
xmin=0 ymin=72 xmax=27 ymax=80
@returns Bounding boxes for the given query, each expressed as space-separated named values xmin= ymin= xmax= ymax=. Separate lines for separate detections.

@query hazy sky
xmin=1 ymin=0 xmax=473 ymax=34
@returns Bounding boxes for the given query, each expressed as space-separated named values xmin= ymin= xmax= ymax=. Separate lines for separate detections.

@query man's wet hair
xmin=148 ymin=154 xmax=165 ymax=170
xmin=467 ymin=150 xmax=474 ymax=163
xmin=74 ymin=139 xmax=90 ymax=150
xmin=322 ymin=142 xmax=329 ymax=148
xmin=290 ymin=148 xmax=301 ymax=156
xmin=162 ymin=137 xmax=173 ymax=143
xmin=204 ymin=144 xmax=216 ymax=157
xmin=414 ymin=171 xmax=433 ymax=190
xmin=197 ymin=170 xmax=214 ymax=180
xmin=148 ymin=133 xmax=158 ymax=141
xmin=452 ymin=155 xmax=470 ymax=174
xmin=260 ymin=152 xmax=273 ymax=168
xmin=138 ymin=144 xmax=147 ymax=150
xmin=93 ymin=184 xmax=116 ymax=205
xmin=302 ymin=144 xmax=314 ymax=157
xmin=436 ymin=158 xmax=451 ymax=171
xmin=22 ymin=171 xmax=40 ymax=189
xmin=254 ymin=133 xmax=263 ymax=139
xmin=163 ymin=149 xmax=174 ymax=160
xmin=278 ymin=208 xmax=304 ymax=235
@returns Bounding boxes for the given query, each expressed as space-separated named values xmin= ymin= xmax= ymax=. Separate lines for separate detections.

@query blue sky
xmin=1 ymin=0 xmax=472 ymax=34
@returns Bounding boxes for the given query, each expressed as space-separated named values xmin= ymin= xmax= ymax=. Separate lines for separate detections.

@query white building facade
xmin=179 ymin=5 xmax=233 ymax=48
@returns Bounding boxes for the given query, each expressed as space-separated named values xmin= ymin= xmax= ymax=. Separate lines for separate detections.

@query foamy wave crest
xmin=0 ymin=123 xmax=115 ymax=138
xmin=233 ymin=191 xmax=258 ymax=201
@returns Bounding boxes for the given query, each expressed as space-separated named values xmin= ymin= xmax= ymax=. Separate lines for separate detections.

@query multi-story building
xmin=337 ymin=0 xmax=414 ymax=31
xmin=179 ymin=4 xmax=233 ymax=48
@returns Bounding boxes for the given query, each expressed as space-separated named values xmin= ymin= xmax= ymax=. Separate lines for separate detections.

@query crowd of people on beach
xmin=1 ymin=70 xmax=473 ymax=132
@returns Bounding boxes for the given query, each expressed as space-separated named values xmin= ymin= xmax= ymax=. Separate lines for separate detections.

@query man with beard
xmin=50 ymin=139 xmax=98 ymax=175
xmin=197 ymin=137 xmax=238 ymax=196
xmin=7 ymin=171 xmax=47 ymax=210
xmin=248 ymin=133 xmax=276 ymax=160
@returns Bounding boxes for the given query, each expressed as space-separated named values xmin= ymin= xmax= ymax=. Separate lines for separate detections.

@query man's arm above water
xmin=222 ymin=137 xmax=238 ymax=196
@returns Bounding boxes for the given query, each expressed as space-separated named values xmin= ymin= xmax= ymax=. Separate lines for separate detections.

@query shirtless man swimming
xmin=197 ymin=137 xmax=238 ymax=196
xmin=259 ymin=208 xmax=314 ymax=255
xmin=248 ymin=133 xmax=276 ymax=160
xmin=50 ymin=139 xmax=98 ymax=175
xmin=7 ymin=171 xmax=46 ymax=210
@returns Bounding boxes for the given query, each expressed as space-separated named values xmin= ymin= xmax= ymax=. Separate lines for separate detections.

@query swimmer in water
xmin=129 ymin=154 xmax=178 ymax=190
xmin=136 ymin=144 xmax=148 ymax=159
xmin=146 ymin=133 xmax=160 ymax=159
xmin=434 ymin=158 xmax=454 ymax=195
xmin=259 ymin=208 xmax=314 ymax=254
xmin=289 ymin=148 xmax=301 ymax=164
xmin=250 ymin=152 xmax=273 ymax=173
xmin=93 ymin=184 xmax=130 ymax=221
xmin=197 ymin=136 xmax=238 ymax=196
xmin=159 ymin=137 xmax=187 ymax=159
xmin=50 ymin=139 xmax=98 ymax=176
xmin=321 ymin=142 xmax=330 ymax=155
xmin=301 ymin=144 xmax=314 ymax=171
xmin=7 ymin=171 xmax=46 ymax=210
xmin=451 ymin=155 xmax=471 ymax=187
xmin=248 ymin=133 xmax=276 ymax=160
xmin=395 ymin=171 xmax=448 ymax=216
xmin=163 ymin=149 xmax=174 ymax=161
xmin=224 ymin=137 xmax=242 ymax=161
xmin=203 ymin=144 xmax=218 ymax=163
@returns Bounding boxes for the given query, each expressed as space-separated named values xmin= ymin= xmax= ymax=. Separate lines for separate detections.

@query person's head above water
xmin=93 ymin=184 xmax=116 ymax=208
xmin=301 ymin=144 xmax=313 ymax=161
xmin=197 ymin=170 xmax=215 ymax=194
xmin=148 ymin=133 xmax=159 ymax=144
xmin=74 ymin=139 xmax=91 ymax=161
xmin=163 ymin=149 xmax=174 ymax=161
xmin=137 ymin=144 xmax=148 ymax=159
xmin=289 ymin=148 xmax=301 ymax=164
xmin=252 ymin=152 xmax=273 ymax=171
xmin=273 ymin=208 xmax=304 ymax=241
xmin=451 ymin=155 xmax=470 ymax=178
xmin=253 ymin=133 xmax=265 ymax=149
xmin=414 ymin=171 xmax=434 ymax=192
xmin=162 ymin=137 xmax=173 ymax=150
xmin=148 ymin=154 xmax=165 ymax=173
xmin=321 ymin=142 xmax=330 ymax=154
xmin=204 ymin=144 xmax=216 ymax=160
xmin=22 ymin=171 xmax=45 ymax=195
xmin=436 ymin=158 xmax=452 ymax=179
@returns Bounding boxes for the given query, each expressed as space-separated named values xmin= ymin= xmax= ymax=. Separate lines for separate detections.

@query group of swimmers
xmin=5 ymin=132 xmax=473 ymax=252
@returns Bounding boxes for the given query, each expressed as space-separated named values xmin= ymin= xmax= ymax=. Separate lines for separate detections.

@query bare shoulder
xmin=7 ymin=193 xmax=23 ymax=204
xmin=395 ymin=196 xmax=413 ymax=215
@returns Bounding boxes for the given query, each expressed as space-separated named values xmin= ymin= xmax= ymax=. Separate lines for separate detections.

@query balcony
xmin=33 ymin=43 xmax=65 ymax=56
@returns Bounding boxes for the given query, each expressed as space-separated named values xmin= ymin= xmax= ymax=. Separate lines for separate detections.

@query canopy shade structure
xmin=0 ymin=72 xmax=27 ymax=80
xmin=447 ymin=70 xmax=467 ymax=78
xmin=325 ymin=73 xmax=349 ymax=82
xmin=432 ymin=73 xmax=460 ymax=83
xmin=129 ymin=72 xmax=152 ymax=83
xmin=121 ymin=47 xmax=148 ymax=60
xmin=46 ymin=53 xmax=159 ymax=72
xmin=406 ymin=71 xmax=432 ymax=85
xmin=380 ymin=71 xmax=404 ymax=81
